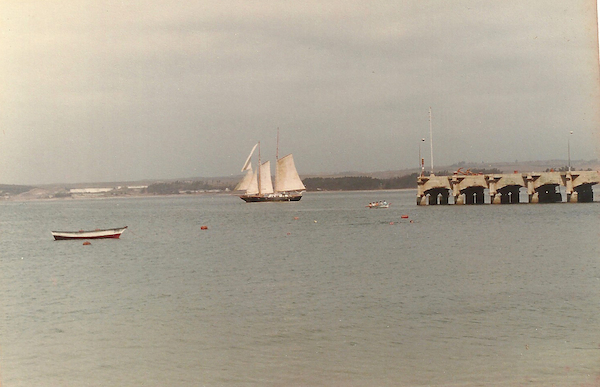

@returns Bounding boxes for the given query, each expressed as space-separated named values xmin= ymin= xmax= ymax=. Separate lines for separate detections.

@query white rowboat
xmin=51 ymin=226 xmax=128 ymax=240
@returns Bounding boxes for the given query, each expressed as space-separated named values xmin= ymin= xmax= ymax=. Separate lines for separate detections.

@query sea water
xmin=0 ymin=191 xmax=599 ymax=386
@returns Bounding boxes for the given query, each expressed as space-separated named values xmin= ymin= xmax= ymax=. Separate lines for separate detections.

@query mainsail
xmin=259 ymin=161 xmax=274 ymax=194
xmin=275 ymin=154 xmax=305 ymax=192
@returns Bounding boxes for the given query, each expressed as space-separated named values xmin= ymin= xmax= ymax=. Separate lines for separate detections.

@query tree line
xmin=145 ymin=180 xmax=226 ymax=195
xmin=302 ymin=174 xmax=418 ymax=191
xmin=144 ymin=168 xmax=512 ymax=194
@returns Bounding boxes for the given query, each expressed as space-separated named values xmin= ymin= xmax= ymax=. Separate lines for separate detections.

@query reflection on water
xmin=0 ymin=191 xmax=599 ymax=386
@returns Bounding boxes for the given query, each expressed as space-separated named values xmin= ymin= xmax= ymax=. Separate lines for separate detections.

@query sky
xmin=1 ymin=1 xmax=599 ymax=185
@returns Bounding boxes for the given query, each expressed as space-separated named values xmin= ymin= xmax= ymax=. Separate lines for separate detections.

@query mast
xmin=429 ymin=107 xmax=434 ymax=174
xmin=276 ymin=127 xmax=279 ymax=160
xmin=275 ymin=128 xmax=279 ymax=193
xmin=257 ymin=141 xmax=261 ymax=195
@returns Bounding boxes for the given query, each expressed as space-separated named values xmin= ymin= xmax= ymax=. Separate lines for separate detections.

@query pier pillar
xmin=488 ymin=180 xmax=497 ymax=198
xmin=529 ymin=192 xmax=539 ymax=203
xmin=428 ymin=194 xmax=437 ymax=205
xmin=568 ymin=191 xmax=578 ymax=203
xmin=526 ymin=174 xmax=535 ymax=201
xmin=439 ymin=192 xmax=449 ymax=205
xmin=565 ymin=172 xmax=574 ymax=200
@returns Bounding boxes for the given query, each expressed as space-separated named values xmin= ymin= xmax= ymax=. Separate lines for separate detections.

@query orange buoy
xmin=293 ymin=217 xmax=299 ymax=220
xmin=401 ymin=215 xmax=409 ymax=219
xmin=389 ymin=221 xmax=394 ymax=225
xmin=83 ymin=241 xmax=91 ymax=245
xmin=200 ymin=226 xmax=208 ymax=230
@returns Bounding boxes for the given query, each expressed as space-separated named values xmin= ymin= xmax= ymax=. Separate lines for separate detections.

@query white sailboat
xmin=237 ymin=135 xmax=305 ymax=202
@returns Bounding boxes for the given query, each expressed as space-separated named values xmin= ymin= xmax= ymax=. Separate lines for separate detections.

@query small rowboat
xmin=51 ymin=226 xmax=128 ymax=240
xmin=367 ymin=201 xmax=389 ymax=209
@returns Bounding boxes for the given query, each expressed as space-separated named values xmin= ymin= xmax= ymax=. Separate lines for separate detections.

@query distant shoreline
xmin=4 ymin=188 xmax=420 ymax=202
xmin=3 ymin=159 xmax=598 ymax=201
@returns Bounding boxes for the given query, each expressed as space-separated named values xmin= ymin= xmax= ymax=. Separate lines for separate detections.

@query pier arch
xmin=417 ymin=174 xmax=452 ymax=205
xmin=451 ymin=174 xmax=487 ymax=205
xmin=488 ymin=174 xmax=525 ymax=204
xmin=527 ymin=172 xmax=564 ymax=203
xmin=532 ymin=184 xmax=563 ymax=203
xmin=495 ymin=186 xmax=522 ymax=204
xmin=424 ymin=188 xmax=451 ymax=205
xmin=566 ymin=171 xmax=600 ymax=202
xmin=458 ymin=187 xmax=485 ymax=205
xmin=573 ymin=183 xmax=595 ymax=203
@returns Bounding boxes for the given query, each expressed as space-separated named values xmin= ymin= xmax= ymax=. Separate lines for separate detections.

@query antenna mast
xmin=429 ymin=107 xmax=434 ymax=174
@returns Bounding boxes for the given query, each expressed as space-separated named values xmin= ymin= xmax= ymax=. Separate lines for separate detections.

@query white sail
xmin=275 ymin=154 xmax=305 ymax=192
xmin=245 ymin=169 xmax=259 ymax=195
xmin=241 ymin=143 xmax=258 ymax=172
xmin=235 ymin=168 xmax=254 ymax=191
xmin=236 ymin=143 xmax=258 ymax=191
xmin=259 ymin=161 xmax=274 ymax=194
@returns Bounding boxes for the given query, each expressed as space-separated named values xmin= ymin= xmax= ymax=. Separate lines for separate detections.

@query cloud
xmin=0 ymin=0 xmax=598 ymax=184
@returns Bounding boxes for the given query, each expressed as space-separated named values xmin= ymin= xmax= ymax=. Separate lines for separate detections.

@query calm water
xmin=0 ymin=191 xmax=599 ymax=386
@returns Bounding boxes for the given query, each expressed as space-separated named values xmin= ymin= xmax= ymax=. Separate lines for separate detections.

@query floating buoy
xmin=287 ymin=232 xmax=291 ymax=236
xmin=401 ymin=215 xmax=409 ymax=219
xmin=83 ymin=241 xmax=91 ymax=245
xmin=293 ymin=217 xmax=299 ymax=220
xmin=389 ymin=221 xmax=394 ymax=225
xmin=200 ymin=226 xmax=208 ymax=230
xmin=313 ymin=220 xmax=318 ymax=223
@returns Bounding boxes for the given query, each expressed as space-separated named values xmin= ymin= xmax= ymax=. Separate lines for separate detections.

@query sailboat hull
xmin=240 ymin=193 xmax=302 ymax=202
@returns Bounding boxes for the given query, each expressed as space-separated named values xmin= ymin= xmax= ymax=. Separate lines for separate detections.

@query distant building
xmin=69 ymin=188 xmax=113 ymax=194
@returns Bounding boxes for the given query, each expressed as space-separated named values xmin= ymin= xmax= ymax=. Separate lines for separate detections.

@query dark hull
xmin=240 ymin=194 xmax=302 ymax=202
xmin=52 ymin=234 xmax=123 ymax=240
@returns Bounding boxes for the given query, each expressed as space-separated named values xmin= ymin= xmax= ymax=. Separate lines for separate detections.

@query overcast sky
xmin=1 ymin=1 xmax=599 ymax=185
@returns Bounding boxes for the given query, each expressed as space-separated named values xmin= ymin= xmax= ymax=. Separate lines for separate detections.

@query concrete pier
xmin=417 ymin=170 xmax=599 ymax=205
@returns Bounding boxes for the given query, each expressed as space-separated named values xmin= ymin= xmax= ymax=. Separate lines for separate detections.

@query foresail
xmin=275 ymin=154 xmax=306 ymax=192
xmin=235 ymin=168 xmax=254 ymax=191
xmin=241 ymin=143 xmax=258 ymax=172
xmin=245 ymin=169 xmax=259 ymax=195
xmin=259 ymin=161 xmax=274 ymax=194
